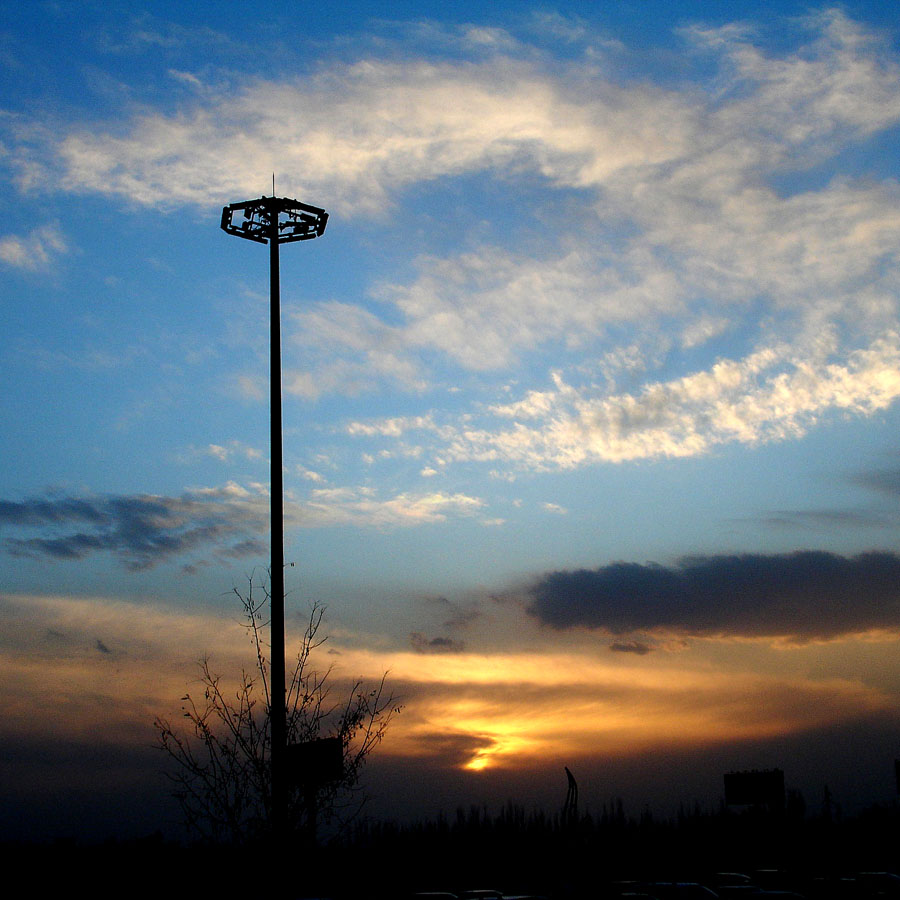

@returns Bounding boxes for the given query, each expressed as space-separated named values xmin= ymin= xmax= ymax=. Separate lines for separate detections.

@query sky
xmin=3 ymin=0 xmax=900 ymax=841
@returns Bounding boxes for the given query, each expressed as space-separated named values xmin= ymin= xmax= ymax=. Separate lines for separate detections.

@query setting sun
xmin=464 ymin=755 xmax=491 ymax=772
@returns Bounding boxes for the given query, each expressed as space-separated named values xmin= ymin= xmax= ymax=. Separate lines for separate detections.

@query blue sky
xmin=4 ymin=1 xmax=900 ymax=839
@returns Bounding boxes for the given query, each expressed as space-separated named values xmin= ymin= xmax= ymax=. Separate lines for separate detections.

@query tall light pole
xmin=220 ymin=193 xmax=328 ymax=837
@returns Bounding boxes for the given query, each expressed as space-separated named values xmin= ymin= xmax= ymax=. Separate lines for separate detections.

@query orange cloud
xmin=323 ymin=645 xmax=895 ymax=772
xmin=2 ymin=593 xmax=895 ymax=778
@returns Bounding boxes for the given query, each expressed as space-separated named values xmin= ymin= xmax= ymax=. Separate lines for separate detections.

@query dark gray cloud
xmin=754 ymin=509 xmax=889 ymax=530
xmin=851 ymin=466 xmax=900 ymax=496
xmin=609 ymin=640 xmax=653 ymax=655
xmin=423 ymin=595 xmax=482 ymax=630
xmin=222 ymin=538 xmax=268 ymax=557
xmin=528 ymin=551 xmax=900 ymax=641
xmin=410 ymin=731 xmax=495 ymax=768
xmin=409 ymin=632 xmax=466 ymax=654
xmin=0 ymin=487 xmax=268 ymax=570
xmin=442 ymin=604 xmax=482 ymax=630
xmin=0 ymin=496 xmax=106 ymax=526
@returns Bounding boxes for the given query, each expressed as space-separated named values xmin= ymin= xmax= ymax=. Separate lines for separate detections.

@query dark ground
xmin=7 ymin=801 xmax=900 ymax=899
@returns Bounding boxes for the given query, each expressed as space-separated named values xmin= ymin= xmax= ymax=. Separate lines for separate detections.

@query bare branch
xmin=154 ymin=572 xmax=398 ymax=843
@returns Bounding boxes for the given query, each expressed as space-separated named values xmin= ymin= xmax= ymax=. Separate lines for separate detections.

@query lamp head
xmin=221 ymin=196 xmax=328 ymax=244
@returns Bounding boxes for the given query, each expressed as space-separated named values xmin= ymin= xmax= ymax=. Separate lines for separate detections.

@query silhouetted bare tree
xmin=155 ymin=575 xmax=400 ymax=843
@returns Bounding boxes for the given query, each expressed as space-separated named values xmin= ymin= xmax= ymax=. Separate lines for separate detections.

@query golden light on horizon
xmin=4 ymin=592 xmax=899 ymax=776
xmin=460 ymin=733 xmax=540 ymax=772
xmin=358 ymin=645 xmax=896 ymax=772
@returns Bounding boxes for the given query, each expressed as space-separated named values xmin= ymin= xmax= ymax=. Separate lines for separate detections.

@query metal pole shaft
xmin=269 ymin=201 xmax=287 ymax=837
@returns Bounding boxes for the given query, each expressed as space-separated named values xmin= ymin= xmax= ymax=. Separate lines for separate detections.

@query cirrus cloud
xmin=7 ymin=9 xmax=900 ymax=473
xmin=0 ymin=224 xmax=68 ymax=271
xmin=347 ymin=331 xmax=900 ymax=470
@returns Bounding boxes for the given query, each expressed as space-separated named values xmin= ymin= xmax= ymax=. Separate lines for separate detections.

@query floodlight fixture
xmin=220 ymin=196 xmax=328 ymax=245
xmin=220 ymin=191 xmax=328 ymax=842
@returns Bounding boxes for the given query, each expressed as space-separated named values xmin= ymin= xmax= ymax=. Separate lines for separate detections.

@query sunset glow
xmin=4 ymin=590 xmax=896 ymax=784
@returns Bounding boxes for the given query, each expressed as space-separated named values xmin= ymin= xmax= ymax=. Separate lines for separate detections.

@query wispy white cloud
xmin=466 ymin=334 xmax=900 ymax=467
xmin=287 ymin=301 xmax=427 ymax=397
xmin=683 ymin=9 xmax=900 ymax=149
xmin=299 ymin=486 xmax=484 ymax=528
xmin=29 ymin=49 xmax=688 ymax=213
xmin=529 ymin=11 xmax=590 ymax=44
xmin=201 ymin=440 xmax=262 ymax=463
xmin=369 ymin=244 xmax=684 ymax=371
xmin=0 ymin=224 xmax=68 ymax=270
xmin=27 ymin=10 xmax=894 ymax=215
xmin=347 ymin=332 xmax=900 ymax=469
xmin=346 ymin=414 xmax=441 ymax=439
